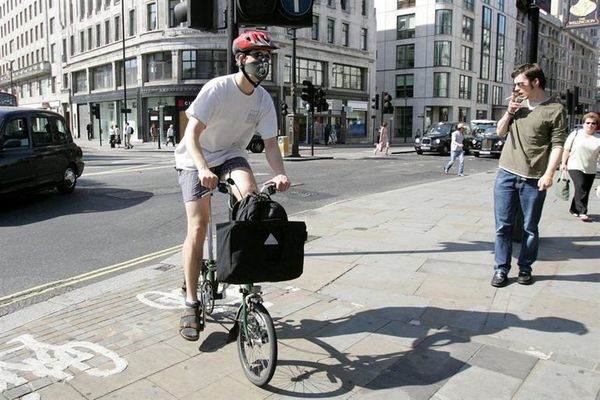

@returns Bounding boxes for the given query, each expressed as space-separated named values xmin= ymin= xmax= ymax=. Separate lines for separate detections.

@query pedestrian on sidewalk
xmin=491 ymin=63 xmax=566 ymax=288
xmin=166 ymin=124 xmax=176 ymax=146
xmin=109 ymin=124 xmax=116 ymax=148
xmin=150 ymin=123 xmax=157 ymax=142
xmin=123 ymin=123 xmax=134 ymax=149
xmin=86 ymin=122 xmax=93 ymax=140
xmin=560 ymin=112 xmax=600 ymax=222
xmin=374 ymin=121 xmax=390 ymax=155
xmin=115 ymin=125 xmax=121 ymax=148
xmin=444 ymin=123 xmax=465 ymax=176
xmin=174 ymin=30 xmax=290 ymax=341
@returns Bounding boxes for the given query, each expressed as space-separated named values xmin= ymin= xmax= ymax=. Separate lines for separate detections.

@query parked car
xmin=0 ymin=107 xmax=84 ymax=195
xmin=414 ymin=122 xmax=472 ymax=155
xmin=246 ymin=134 xmax=264 ymax=153
xmin=471 ymin=127 xmax=505 ymax=157
xmin=470 ymin=119 xmax=497 ymax=134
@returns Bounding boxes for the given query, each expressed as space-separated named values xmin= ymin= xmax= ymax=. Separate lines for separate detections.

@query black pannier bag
xmin=216 ymin=192 xmax=307 ymax=284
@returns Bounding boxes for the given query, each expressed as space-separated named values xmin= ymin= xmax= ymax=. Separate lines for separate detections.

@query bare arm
xmin=263 ymin=137 xmax=290 ymax=191
xmin=184 ymin=117 xmax=218 ymax=190
xmin=538 ymin=146 xmax=563 ymax=191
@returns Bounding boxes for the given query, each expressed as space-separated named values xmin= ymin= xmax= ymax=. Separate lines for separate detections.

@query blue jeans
xmin=445 ymin=149 xmax=464 ymax=175
xmin=494 ymin=169 xmax=546 ymax=273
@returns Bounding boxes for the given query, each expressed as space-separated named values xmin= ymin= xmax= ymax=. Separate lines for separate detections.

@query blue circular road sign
xmin=279 ymin=0 xmax=313 ymax=16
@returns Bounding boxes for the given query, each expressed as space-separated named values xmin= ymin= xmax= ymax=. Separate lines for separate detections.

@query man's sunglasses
xmin=246 ymin=51 xmax=271 ymax=60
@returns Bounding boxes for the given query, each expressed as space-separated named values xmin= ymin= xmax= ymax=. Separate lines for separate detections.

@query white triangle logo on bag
xmin=264 ymin=233 xmax=279 ymax=246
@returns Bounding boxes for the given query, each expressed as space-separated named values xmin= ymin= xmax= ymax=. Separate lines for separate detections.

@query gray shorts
xmin=177 ymin=157 xmax=251 ymax=202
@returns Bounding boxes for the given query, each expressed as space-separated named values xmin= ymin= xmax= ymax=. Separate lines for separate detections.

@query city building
xmin=0 ymin=0 xmax=378 ymax=145
xmin=375 ymin=0 xmax=599 ymax=142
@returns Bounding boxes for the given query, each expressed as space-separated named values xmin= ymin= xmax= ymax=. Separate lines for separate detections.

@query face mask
xmin=243 ymin=57 xmax=270 ymax=85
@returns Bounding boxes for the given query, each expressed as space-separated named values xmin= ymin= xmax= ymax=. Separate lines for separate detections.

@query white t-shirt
xmin=565 ymin=129 xmax=600 ymax=174
xmin=451 ymin=130 xmax=464 ymax=151
xmin=174 ymin=74 xmax=277 ymax=170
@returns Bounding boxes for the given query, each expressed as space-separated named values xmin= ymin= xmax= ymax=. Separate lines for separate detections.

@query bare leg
xmin=182 ymin=196 xmax=211 ymax=304
xmin=226 ymin=168 xmax=258 ymax=201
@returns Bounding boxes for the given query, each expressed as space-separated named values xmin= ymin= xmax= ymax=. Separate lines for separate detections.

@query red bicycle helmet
xmin=232 ymin=30 xmax=279 ymax=55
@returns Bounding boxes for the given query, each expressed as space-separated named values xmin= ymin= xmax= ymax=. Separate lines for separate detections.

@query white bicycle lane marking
xmin=0 ymin=334 xmax=127 ymax=393
xmin=136 ymin=287 xmax=244 ymax=310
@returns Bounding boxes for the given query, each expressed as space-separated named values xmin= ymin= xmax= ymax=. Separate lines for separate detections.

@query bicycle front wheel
xmin=237 ymin=303 xmax=277 ymax=387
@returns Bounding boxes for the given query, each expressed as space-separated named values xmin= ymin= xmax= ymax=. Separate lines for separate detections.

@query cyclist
xmin=174 ymin=30 xmax=291 ymax=341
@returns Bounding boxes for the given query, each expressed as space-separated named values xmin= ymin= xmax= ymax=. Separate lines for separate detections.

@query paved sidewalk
xmin=1 ymin=170 xmax=599 ymax=399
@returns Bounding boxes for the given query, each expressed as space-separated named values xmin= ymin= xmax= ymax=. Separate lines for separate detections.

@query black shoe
xmin=491 ymin=270 xmax=508 ymax=287
xmin=517 ymin=270 xmax=533 ymax=285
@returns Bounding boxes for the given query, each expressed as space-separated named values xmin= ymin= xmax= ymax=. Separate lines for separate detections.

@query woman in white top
xmin=560 ymin=112 xmax=600 ymax=222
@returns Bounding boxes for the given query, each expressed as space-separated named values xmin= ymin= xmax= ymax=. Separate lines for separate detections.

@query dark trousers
xmin=568 ymin=169 xmax=596 ymax=216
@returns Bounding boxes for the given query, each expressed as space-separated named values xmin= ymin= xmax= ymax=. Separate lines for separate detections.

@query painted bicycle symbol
xmin=0 ymin=334 xmax=127 ymax=392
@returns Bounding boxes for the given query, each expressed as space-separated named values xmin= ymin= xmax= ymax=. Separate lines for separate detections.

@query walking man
xmin=491 ymin=63 xmax=565 ymax=287
xmin=444 ymin=123 xmax=465 ymax=176
xmin=123 ymin=122 xmax=134 ymax=149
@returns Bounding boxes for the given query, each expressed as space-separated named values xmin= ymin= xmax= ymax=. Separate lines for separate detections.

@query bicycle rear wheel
xmin=237 ymin=303 xmax=277 ymax=387
xmin=201 ymin=280 xmax=215 ymax=315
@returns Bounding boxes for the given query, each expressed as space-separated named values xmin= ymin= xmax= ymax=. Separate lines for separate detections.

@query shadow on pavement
xmin=266 ymin=306 xmax=587 ymax=397
xmin=0 ymin=186 xmax=153 ymax=226
xmin=306 ymin=235 xmax=599 ymax=262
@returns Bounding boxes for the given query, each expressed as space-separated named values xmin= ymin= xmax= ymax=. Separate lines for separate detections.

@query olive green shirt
xmin=499 ymin=98 xmax=566 ymax=178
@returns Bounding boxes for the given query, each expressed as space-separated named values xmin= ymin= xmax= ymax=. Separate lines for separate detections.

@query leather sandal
xmin=179 ymin=307 xmax=202 ymax=341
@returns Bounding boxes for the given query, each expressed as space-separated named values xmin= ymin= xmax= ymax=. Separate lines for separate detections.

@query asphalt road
xmin=0 ymin=148 xmax=499 ymax=312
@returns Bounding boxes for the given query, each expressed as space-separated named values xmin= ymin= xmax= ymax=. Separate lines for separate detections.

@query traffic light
xmin=371 ymin=94 xmax=379 ymax=110
xmin=236 ymin=0 xmax=314 ymax=28
xmin=301 ymin=80 xmax=315 ymax=112
xmin=174 ymin=1 xmax=216 ymax=31
xmin=382 ymin=92 xmax=393 ymax=114
xmin=315 ymin=88 xmax=329 ymax=112
xmin=281 ymin=101 xmax=289 ymax=116
xmin=90 ymin=103 xmax=100 ymax=119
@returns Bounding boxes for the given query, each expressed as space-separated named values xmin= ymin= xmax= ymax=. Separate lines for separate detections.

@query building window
xmin=397 ymin=14 xmax=415 ymax=39
xmin=396 ymin=44 xmax=414 ymax=69
xmin=96 ymin=24 xmax=101 ymax=46
xmin=463 ymin=0 xmax=474 ymax=11
xmin=458 ymin=107 xmax=469 ymax=122
xmin=50 ymin=43 xmax=56 ymax=62
xmin=462 ymin=16 xmax=473 ymax=41
xmin=49 ymin=17 xmax=54 ymax=34
xmin=105 ymin=20 xmax=110 ymax=44
xmin=360 ymin=28 xmax=367 ymax=50
xmin=117 ymin=57 xmax=137 ymax=87
xmin=433 ymin=72 xmax=449 ymax=97
xmin=395 ymin=74 xmax=414 ymax=98
xmin=169 ymin=0 xmax=178 ymax=27
xmin=496 ymin=14 xmax=506 ymax=83
xmin=147 ymin=2 xmax=157 ymax=31
xmin=115 ymin=15 xmax=121 ymax=41
xmin=342 ymin=23 xmax=349 ymax=46
xmin=397 ymin=0 xmax=415 ymax=9
xmin=498 ymin=0 xmax=505 ymax=11
xmin=492 ymin=85 xmax=503 ymax=105
xmin=460 ymin=46 xmax=472 ymax=70
xmin=459 ymin=75 xmax=472 ymax=99
xmin=92 ymin=63 xmax=113 ymax=90
xmin=435 ymin=10 xmax=452 ymax=35
xmin=181 ymin=50 xmax=227 ymax=79
xmin=327 ymin=19 xmax=334 ymax=43
xmin=284 ymin=56 xmax=324 ymax=86
xmin=74 ymin=70 xmax=87 ymax=93
xmin=332 ymin=63 xmax=364 ymax=90
xmin=87 ymin=27 xmax=92 ymax=49
xmin=129 ymin=9 xmax=136 ymax=36
xmin=341 ymin=0 xmax=348 ymax=11
xmin=312 ymin=15 xmax=319 ymax=40
xmin=146 ymin=51 xmax=172 ymax=81
xmin=480 ymin=6 xmax=491 ymax=79
xmin=361 ymin=0 xmax=367 ymax=15
xmin=434 ymin=41 xmax=451 ymax=66
xmin=477 ymin=83 xmax=488 ymax=103
xmin=79 ymin=31 xmax=85 ymax=52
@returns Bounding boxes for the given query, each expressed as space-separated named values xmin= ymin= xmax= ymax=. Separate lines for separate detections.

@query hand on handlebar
xmin=264 ymin=174 xmax=291 ymax=192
